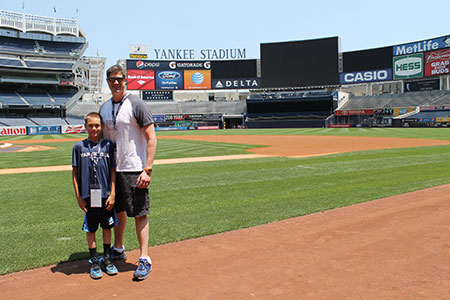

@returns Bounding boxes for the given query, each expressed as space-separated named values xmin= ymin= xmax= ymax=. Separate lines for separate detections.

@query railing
xmin=0 ymin=10 xmax=78 ymax=36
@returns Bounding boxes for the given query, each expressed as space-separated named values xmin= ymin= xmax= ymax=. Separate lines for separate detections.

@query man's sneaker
xmin=89 ymin=257 xmax=102 ymax=279
xmin=100 ymin=256 xmax=118 ymax=276
xmin=110 ymin=247 xmax=127 ymax=261
xmin=133 ymin=258 xmax=152 ymax=281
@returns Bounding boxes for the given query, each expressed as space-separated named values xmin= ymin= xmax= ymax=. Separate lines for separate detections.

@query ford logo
xmin=158 ymin=71 xmax=180 ymax=80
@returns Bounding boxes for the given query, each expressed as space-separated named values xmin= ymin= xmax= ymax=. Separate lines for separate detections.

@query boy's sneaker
xmin=133 ymin=258 xmax=152 ymax=281
xmin=100 ymin=256 xmax=118 ymax=276
xmin=89 ymin=257 xmax=102 ymax=279
xmin=110 ymin=247 xmax=127 ymax=261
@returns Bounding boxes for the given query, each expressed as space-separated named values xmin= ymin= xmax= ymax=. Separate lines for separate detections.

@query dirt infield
xmin=2 ymin=134 xmax=450 ymax=299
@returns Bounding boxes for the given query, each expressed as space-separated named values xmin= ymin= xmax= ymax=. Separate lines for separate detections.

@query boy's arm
xmin=72 ymin=166 xmax=87 ymax=212
xmin=105 ymin=168 xmax=116 ymax=211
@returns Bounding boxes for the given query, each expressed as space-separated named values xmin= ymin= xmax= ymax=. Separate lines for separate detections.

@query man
xmin=99 ymin=64 xmax=157 ymax=281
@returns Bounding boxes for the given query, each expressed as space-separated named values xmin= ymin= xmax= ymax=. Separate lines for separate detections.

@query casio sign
xmin=158 ymin=71 xmax=180 ymax=80
xmin=340 ymin=69 xmax=392 ymax=84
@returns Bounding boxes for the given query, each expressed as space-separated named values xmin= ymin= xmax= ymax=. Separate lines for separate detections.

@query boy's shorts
xmin=116 ymin=172 xmax=150 ymax=218
xmin=82 ymin=197 xmax=118 ymax=233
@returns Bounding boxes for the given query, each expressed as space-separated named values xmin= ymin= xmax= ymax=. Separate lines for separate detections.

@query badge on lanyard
xmin=89 ymin=141 xmax=102 ymax=208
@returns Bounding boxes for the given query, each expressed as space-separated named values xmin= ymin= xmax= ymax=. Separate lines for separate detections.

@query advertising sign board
xmin=127 ymin=69 xmax=155 ymax=90
xmin=0 ymin=126 xmax=27 ymax=136
xmin=393 ymin=54 xmax=423 ymax=79
xmin=184 ymin=70 xmax=211 ymax=90
xmin=424 ymin=48 xmax=450 ymax=76
xmin=393 ymin=36 xmax=450 ymax=56
xmin=27 ymin=126 xmax=61 ymax=135
xmin=212 ymin=78 xmax=261 ymax=89
xmin=339 ymin=69 xmax=392 ymax=84
xmin=155 ymin=70 xmax=183 ymax=90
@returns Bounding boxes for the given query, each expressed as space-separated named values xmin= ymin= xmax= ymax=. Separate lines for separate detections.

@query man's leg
xmin=113 ymin=211 xmax=127 ymax=249
xmin=135 ymin=215 xmax=149 ymax=258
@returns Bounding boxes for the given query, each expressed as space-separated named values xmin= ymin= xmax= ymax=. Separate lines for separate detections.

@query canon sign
xmin=340 ymin=69 xmax=392 ymax=84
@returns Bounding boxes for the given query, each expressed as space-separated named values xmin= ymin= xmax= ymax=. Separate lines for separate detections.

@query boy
xmin=72 ymin=112 xmax=118 ymax=279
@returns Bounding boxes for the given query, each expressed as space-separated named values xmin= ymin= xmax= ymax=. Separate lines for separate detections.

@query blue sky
xmin=2 ymin=1 xmax=450 ymax=66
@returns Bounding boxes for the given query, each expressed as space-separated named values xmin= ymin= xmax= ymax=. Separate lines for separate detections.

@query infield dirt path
xmin=2 ymin=134 xmax=450 ymax=299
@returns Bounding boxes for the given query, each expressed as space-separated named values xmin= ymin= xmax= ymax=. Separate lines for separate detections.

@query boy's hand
xmin=105 ymin=194 xmax=115 ymax=211
xmin=77 ymin=196 xmax=87 ymax=212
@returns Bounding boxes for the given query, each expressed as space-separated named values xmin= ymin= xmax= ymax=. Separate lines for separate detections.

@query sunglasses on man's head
xmin=108 ymin=77 xmax=125 ymax=83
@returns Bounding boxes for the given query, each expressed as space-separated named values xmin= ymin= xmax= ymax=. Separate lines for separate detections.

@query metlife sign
xmin=340 ymin=69 xmax=392 ymax=84
xmin=393 ymin=35 xmax=450 ymax=56
xmin=212 ymin=78 xmax=261 ymax=89
xmin=393 ymin=54 xmax=423 ymax=80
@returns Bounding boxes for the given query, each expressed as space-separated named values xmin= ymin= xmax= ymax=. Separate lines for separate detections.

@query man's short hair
xmin=84 ymin=111 xmax=103 ymax=124
xmin=106 ymin=64 xmax=125 ymax=78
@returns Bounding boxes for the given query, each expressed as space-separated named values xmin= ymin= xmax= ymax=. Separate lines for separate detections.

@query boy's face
xmin=85 ymin=116 xmax=102 ymax=141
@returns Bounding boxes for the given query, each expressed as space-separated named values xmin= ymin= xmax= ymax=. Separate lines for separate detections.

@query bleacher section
xmin=50 ymin=91 xmax=77 ymax=105
xmin=0 ymin=91 xmax=27 ymax=105
xmin=65 ymin=115 xmax=84 ymax=125
xmin=0 ymin=117 xmax=36 ymax=126
xmin=28 ymin=117 xmax=67 ymax=125
xmin=340 ymin=90 xmax=450 ymax=110
xmin=0 ymin=56 xmax=23 ymax=67
xmin=19 ymin=92 xmax=54 ymax=106
xmin=66 ymin=102 xmax=100 ymax=117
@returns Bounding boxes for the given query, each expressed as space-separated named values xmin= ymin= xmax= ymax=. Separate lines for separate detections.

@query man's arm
xmin=136 ymin=123 xmax=157 ymax=188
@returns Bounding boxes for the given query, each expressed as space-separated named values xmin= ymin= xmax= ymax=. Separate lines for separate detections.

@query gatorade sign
xmin=393 ymin=53 xmax=423 ymax=79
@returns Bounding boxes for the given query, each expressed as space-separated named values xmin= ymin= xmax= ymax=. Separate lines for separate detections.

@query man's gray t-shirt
xmin=99 ymin=94 xmax=153 ymax=172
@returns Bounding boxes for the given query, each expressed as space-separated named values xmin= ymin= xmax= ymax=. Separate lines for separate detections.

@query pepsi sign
xmin=155 ymin=70 xmax=183 ymax=90
xmin=126 ymin=60 xmax=169 ymax=70
xmin=340 ymin=69 xmax=392 ymax=84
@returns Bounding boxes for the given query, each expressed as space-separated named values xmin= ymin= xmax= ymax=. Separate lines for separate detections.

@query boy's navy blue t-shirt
xmin=72 ymin=138 xmax=116 ymax=199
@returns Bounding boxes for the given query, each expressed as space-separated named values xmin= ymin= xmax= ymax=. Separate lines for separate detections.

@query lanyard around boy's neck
xmin=111 ymin=94 xmax=127 ymax=129
xmin=87 ymin=139 xmax=101 ymax=184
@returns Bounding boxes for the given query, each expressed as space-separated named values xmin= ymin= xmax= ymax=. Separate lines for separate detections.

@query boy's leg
xmin=86 ymin=232 xmax=102 ymax=279
xmin=86 ymin=232 xmax=96 ymax=256
xmin=101 ymin=228 xmax=118 ymax=276
xmin=102 ymin=228 xmax=112 ymax=258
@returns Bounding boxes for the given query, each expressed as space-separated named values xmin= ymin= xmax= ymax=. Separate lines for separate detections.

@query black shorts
xmin=116 ymin=172 xmax=150 ymax=217
xmin=82 ymin=197 xmax=117 ymax=233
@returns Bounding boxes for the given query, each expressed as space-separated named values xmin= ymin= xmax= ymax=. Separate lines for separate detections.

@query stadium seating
xmin=19 ymin=92 xmax=54 ymax=106
xmin=0 ymin=117 xmax=36 ymax=126
xmin=28 ymin=117 xmax=67 ymax=125
xmin=24 ymin=59 xmax=73 ymax=70
xmin=0 ymin=91 xmax=28 ymax=105
xmin=0 ymin=36 xmax=37 ymax=54
xmin=50 ymin=91 xmax=77 ymax=105
xmin=0 ymin=56 xmax=23 ymax=67
xmin=339 ymin=90 xmax=450 ymax=110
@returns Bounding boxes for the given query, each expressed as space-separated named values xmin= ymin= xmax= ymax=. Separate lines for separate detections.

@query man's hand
xmin=77 ymin=196 xmax=87 ymax=212
xmin=105 ymin=194 xmax=115 ymax=211
xmin=136 ymin=171 xmax=151 ymax=189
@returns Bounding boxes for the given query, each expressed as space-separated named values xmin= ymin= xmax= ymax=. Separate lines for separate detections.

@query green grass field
xmin=1 ymin=128 xmax=450 ymax=275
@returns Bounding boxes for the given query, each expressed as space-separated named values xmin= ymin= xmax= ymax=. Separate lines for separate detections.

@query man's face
xmin=107 ymin=71 xmax=126 ymax=101
xmin=85 ymin=116 xmax=102 ymax=141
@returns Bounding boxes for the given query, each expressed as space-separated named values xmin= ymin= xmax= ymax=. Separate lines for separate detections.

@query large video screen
xmin=343 ymin=46 xmax=393 ymax=73
xmin=211 ymin=59 xmax=257 ymax=79
xmin=260 ymin=37 xmax=339 ymax=88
